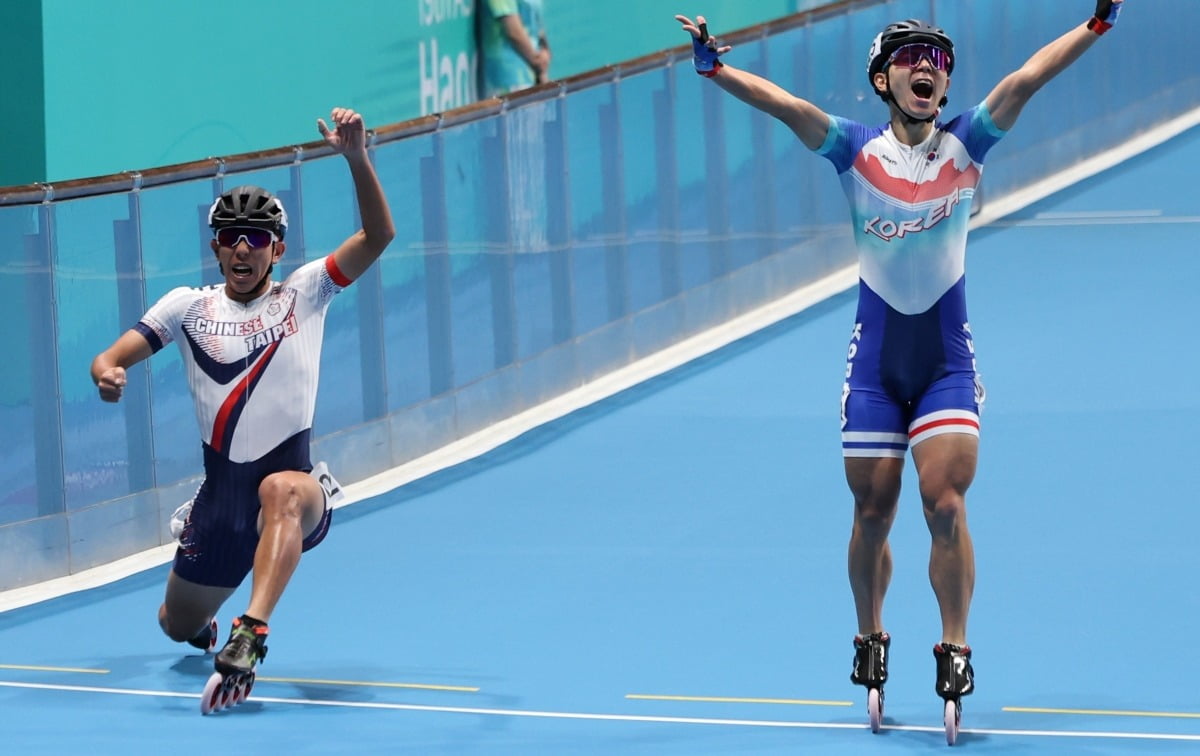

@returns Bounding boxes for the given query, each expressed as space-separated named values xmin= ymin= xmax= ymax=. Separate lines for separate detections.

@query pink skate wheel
xmin=867 ymin=687 xmax=883 ymax=733
xmin=200 ymin=672 xmax=223 ymax=715
xmin=944 ymin=698 xmax=960 ymax=745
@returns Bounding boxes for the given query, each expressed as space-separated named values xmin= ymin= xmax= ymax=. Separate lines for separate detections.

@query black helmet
xmin=207 ymin=185 xmax=289 ymax=239
xmin=866 ymin=19 xmax=955 ymax=98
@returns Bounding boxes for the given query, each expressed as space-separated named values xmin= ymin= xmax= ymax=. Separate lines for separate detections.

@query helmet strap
xmin=897 ymin=98 xmax=938 ymax=125
xmin=879 ymin=86 xmax=936 ymax=125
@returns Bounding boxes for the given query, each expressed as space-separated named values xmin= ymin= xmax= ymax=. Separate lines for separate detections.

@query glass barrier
xmin=1 ymin=0 xmax=1197 ymax=590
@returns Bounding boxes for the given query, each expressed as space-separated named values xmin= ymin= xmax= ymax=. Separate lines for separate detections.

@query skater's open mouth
xmin=912 ymin=80 xmax=934 ymax=99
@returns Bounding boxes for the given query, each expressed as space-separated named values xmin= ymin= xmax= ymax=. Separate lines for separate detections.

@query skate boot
xmin=933 ymin=642 xmax=974 ymax=745
xmin=850 ymin=632 xmax=890 ymax=733
xmin=186 ymin=618 xmax=218 ymax=654
xmin=200 ymin=616 xmax=268 ymax=715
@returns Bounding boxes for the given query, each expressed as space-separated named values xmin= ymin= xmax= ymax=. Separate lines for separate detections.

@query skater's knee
xmin=922 ymin=494 xmax=967 ymax=539
xmin=258 ymin=472 xmax=320 ymax=523
xmin=159 ymin=606 xmax=189 ymax=643
xmin=259 ymin=475 xmax=299 ymax=510
xmin=853 ymin=494 xmax=898 ymax=540
xmin=159 ymin=603 xmax=206 ymax=643
xmin=849 ymin=469 xmax=899 ymax=522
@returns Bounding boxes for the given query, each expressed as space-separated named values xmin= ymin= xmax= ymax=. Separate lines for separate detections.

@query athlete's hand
xmin=96 ymin=366 xmax=127 ymax=403
xmin=317 ymin=107 xmax=367 ymax=157
xmin=1088 ymin=0 xmax=1123 ymax=34
xmin=674 ymin=14 xmax=731 ymax=76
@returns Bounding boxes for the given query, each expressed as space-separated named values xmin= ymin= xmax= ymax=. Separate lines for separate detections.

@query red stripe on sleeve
xmin=325 ymin=255 xmax=353 ymax=287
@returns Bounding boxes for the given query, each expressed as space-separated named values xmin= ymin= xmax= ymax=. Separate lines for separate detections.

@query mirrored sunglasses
xmin=887 ymin=43 xmax=951 ymax=72
xmin=215 ymin=226 xmax=277 ymax=248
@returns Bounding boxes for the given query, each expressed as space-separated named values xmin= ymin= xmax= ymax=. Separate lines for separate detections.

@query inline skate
xmin=200 ymin=616 xmax=268 ymax=714
xmin=851 ymin=631 xmax=890 ymax=732
xmin=933 ymin=642 xmax=974 ymax=745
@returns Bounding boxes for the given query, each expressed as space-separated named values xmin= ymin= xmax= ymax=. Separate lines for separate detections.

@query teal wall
xmin=0 ymin=3 xmax=47 ymax=186
xmin=543 ymin=2 xmax=809 ymax=75
xmin=35 ymin=0 xmax=475 ymax=183
xmin=5 ymin=0 xmax=820 ymax=186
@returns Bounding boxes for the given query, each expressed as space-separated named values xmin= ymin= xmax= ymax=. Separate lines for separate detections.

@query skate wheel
xmin=218 ymin=677 xmax=238 ymax=710
xmin=867 ymin=687 xmax=883 ymax=733
xmin=200 ymin=672 xmax=224 ymax=715
xmin=229 ymin=678 xmax=246 ymax=706
xmin=944 ymin=698 xmax=960 ymax=746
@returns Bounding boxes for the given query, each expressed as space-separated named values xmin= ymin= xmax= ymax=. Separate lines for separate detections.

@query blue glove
xmin=691 ymin=23 xmax=724 ymax=77
xmin=1088 ymin=0 xmax=1122 ymax=35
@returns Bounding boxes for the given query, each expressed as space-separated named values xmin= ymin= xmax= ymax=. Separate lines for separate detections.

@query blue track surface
xmin=2 ymin=126 xmax=1198 ymax=753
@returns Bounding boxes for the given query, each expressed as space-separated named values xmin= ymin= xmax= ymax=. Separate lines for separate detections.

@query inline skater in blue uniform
xmin=91 ymin=107 xmax=395 ymax=714
xmin=675 ymin=1 xmax=1125 ymax=742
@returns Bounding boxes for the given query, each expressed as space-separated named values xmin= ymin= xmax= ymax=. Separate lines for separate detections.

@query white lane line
xmin=971 ymin=105 xmax=1200 ymax=228
xmin=990 ymin=215 xmax=1200 ymax=228
xmin=1 ymin=681 xmax=1198 ymax=742
xmin=1034 ymin=209 xmax=1163 ymax=219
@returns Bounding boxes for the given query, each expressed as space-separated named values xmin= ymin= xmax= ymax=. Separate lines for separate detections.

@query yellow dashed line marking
xmin=1004 ymin=706 xmax=1200 ymax=720
xmin=0 ymin=664 xmax=109 ymax=674
xmin=627 ymin=693 xmax=852 ymax=707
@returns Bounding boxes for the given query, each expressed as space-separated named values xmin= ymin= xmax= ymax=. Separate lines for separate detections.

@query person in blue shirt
xmin=478 ymin=0 xmax=550 ymax=97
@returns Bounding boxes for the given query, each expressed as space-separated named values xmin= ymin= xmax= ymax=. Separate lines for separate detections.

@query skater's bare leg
xmin=159 ymin=571 xmax=235 ymax=643
xmin=912 ymin=434 xmax=977 ymax=647
xmin=244 ymin=471 xmax=326 ymax=623
xmin=846 ymin=456 xmax=903 ymax=635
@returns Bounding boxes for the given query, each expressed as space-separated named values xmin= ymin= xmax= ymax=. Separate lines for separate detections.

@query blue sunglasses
xmin=215 ymin=226 xmax=277 ymax=248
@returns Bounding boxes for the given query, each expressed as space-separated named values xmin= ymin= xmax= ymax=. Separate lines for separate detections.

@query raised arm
xmin=985 ymin=1 xmax=1124 ymax=132
xmin=675 ymin=14 xmax=830 ymax=151
xmin=316 ymin=107 xmax=397 ymax=283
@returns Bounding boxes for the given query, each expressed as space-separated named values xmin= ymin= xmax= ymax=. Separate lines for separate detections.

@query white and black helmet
xmin=207 ymin=185 xmax=289 ymax=239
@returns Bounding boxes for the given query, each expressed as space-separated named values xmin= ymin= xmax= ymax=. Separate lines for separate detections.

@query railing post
xmin=654 ymin=68 xmax=682 ymax=299
xmin=484 ymin=116 xmax=516 ymax=369
xmin=422 ymin=131 xmax=454 ymax=397
xmin=27 ymin=201 xmax=65 ymax=516
xmin=113 ymin=192 xmax=155 ymax=493
xmin=598 ymin=83 xmax=629 ymax=322
xmin=544 ymin=96 xmax=574 ymax=345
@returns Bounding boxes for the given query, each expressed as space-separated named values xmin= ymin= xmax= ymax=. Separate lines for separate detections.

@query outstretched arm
xmin=986 ymin=1 xmax=1124 ymax=131
xmin=675 ymin=14 xmax=830 ymax=151
xmin=316 ymin=107 xmax=397 ymax=283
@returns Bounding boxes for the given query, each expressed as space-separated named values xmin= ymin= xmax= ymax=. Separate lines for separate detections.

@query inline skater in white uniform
xmin=675 ymin=1 xmax=1125 ymax=741
xmin=91 ymin=107 xmax=395 ymax=713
